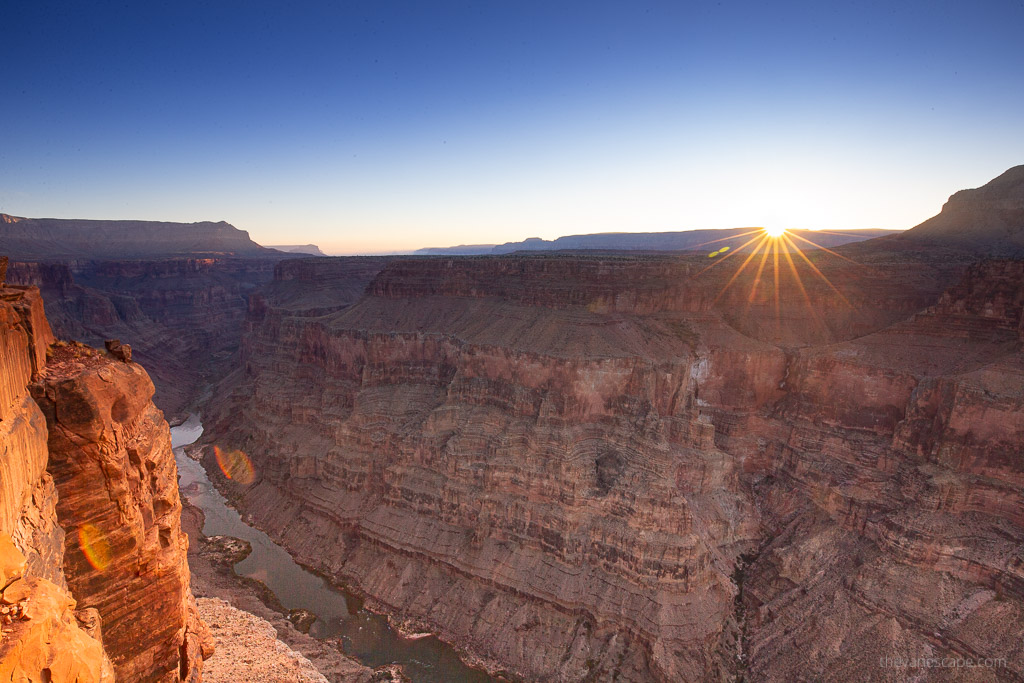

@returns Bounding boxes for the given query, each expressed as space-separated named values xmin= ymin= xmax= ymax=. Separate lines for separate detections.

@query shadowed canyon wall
xmin=203 ymin=248 xmax=1023 ymax=682
xmin=8 ymin=258 xmax=278 ymax=420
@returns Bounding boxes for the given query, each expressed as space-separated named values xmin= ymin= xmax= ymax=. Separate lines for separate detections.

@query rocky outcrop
xmin=0 ymin=286 xmax=64 ymax=584
xmin=30 ymin=341 xmax=212 ymax=682
xmin=0 ymin=534 xmax=114 ymax=681
xmin=205 ymin=245 xmax=1023 ymax=681
xmin=0 ymin=286 xmax=114 ymax=680
xmin=896 ymin=165 xmax=1024 ymax=254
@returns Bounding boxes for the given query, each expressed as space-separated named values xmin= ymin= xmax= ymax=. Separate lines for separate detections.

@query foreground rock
xmin=0 ymin=286 xmax=114 ymax=680
xmin=30 ymin=335 xmax=212 ymax=681
xmin=0 ymin=534 xmax=114 ymax=681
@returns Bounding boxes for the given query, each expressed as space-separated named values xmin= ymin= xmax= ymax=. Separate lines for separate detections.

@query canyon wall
xmin=0 ymin=286 xmax=114 ymax=679
xmin=8 ymin=258 xmax=278 ymax=419
xmin=0 ymin=284 xmax=210 ymax=681
xmin=205 ymin=250 xmax=1023 ymax=681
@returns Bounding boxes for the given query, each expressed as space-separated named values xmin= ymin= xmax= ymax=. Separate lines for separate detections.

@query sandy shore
xmin=198 ymin=597 xmax=330 ymax=683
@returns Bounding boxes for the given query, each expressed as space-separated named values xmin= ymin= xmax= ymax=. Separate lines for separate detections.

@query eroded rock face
xmin=204 ymin=257 xmax=790 ymax=680
xmin=206 ymin=250 xmax=1023 ymax=681
xmin=0 ymin=287 xmax=114 ymax=681
xmin=0 ymin=534 xmax=115 ymax=682
xmin=30 ymin=343 xmax=212 ymax=682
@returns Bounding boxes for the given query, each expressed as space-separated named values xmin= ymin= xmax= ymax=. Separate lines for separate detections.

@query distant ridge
xmin=415 ymin=228 xmax=899 ymax=255
xmin=891 ymin=165 xmax=1024 ymax=255
xmin=266 ymin=244 xmax=327 ymax=256
xmin=0 ymin=215 xmax=279 ymax=259
xmin=416 ymin=243 xmax=496 ymax=255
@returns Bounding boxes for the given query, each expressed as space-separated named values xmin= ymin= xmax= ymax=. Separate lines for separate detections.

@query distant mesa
xmin=0 ymin=215 xmax=280 ymax=259
xmin=266 ymin=244 xmax=327 ymax=256
xmin=415 ymin=228 xmax=898 ymax=255
xmin=415 ymin=243 xmax=498 ymax=256
xmin=893 ymin=164 xmax=1024 ymax=255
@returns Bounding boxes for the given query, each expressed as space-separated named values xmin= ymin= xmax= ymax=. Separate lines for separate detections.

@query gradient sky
xmin=2 ymin=1 xmax=1022 ymax=254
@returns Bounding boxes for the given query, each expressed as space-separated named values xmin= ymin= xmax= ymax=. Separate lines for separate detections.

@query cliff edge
xmin=0 ymin=285 xmax=114 ymax=679
xmin=0 ymin=283 xmax=211 ymax=681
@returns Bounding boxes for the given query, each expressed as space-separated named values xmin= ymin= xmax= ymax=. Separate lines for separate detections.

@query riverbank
xmin=182 ymin=498 xmax=382 ymax=682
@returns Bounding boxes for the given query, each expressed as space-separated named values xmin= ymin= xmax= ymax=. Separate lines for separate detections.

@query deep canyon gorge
xmin=1 ymin=166 xmax=1022 ymax=681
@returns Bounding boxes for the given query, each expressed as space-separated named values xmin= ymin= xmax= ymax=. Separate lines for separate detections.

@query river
xmin=171 ymin=415 xmax=495 ymax=683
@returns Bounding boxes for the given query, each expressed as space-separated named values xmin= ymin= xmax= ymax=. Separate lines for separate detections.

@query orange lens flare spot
xmin=78 ymin=523 xmax=112 ymax=571
xmin=214 ymin=445 xmax=256 ymax=485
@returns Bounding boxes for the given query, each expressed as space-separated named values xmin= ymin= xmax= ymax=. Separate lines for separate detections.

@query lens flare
xmin=78 ymin=523 xmax=112 ymax=571
xmin=214 ymin=445 xmax=256 ymax=485
xmin=691 ymin=223 xmax=867 ymax=344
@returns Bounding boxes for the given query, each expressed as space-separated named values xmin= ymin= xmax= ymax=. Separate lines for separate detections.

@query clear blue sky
xmin=2 ymin=1 xmax=1022 ymax=254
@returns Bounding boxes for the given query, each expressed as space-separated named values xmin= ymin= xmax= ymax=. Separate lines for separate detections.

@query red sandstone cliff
xmin=31 ymin=344 xmax=212 ymax=682
xmin=0 ymin=286 xmax=114 ymax=679
xmin=204 ymin=247 xmax=1023 ymax=681
xmin=0 ymin=284 xmax=211 ymax=681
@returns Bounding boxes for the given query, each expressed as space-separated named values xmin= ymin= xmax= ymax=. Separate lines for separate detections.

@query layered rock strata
xmin=30 ymin=341 xmax=212 ymax=682
xmin=206 ymin=248 xmax=1023 ymax=681
xmin=0 ymin=286 xmax=114 ymax=680
xmin=9 ymin=258 xmax=278 ymax=419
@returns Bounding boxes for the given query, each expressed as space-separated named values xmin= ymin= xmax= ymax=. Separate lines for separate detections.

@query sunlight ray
xmin=714 ymin=234 xmax=771 ymax=303
xmin=745 ymin=240 xmax=773 ymax=312
xmin=781 ymin=234 xmax=854 ymax=308
xmin=695 ymin=233 xmax=767 ymax=277
xmin=786 ymin=231 xmax=871 ymax=267
xmin=772 ymin=239 xmax=781 ymax=328
xmin=687 ymin=228 xmax=766 ymax=251
xmin=781 ymin=241 xmax=830 ymax=339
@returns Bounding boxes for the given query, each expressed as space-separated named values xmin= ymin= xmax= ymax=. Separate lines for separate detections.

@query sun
xmin=762 ymin=226 xmax=787 ymax=238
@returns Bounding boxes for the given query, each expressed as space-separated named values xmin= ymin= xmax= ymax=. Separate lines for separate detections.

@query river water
xmin=171 ymin=415 xmax=494 ymax=683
